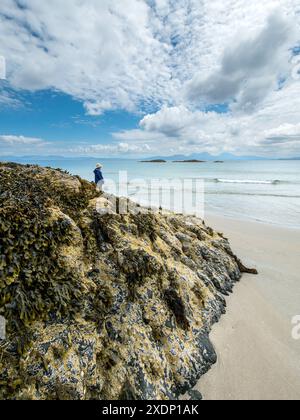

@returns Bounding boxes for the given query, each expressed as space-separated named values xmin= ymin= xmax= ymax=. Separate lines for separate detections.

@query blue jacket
xmin=94 ymin=168 xmax=104 ymax=184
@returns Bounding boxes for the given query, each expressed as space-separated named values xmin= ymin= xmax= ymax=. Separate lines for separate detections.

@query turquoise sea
xmin=4 ymin=157 xmax=300 ymax=229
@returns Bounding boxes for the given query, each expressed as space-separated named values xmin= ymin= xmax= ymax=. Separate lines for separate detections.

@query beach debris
xmin=230 ymin=253 xmax=258 ymax=275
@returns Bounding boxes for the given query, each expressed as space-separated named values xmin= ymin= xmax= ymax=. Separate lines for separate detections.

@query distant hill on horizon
xmin=2 ymin=154 xmax=299 ymax=162
xmin=148 ymin=152 xmax=269 ymax=161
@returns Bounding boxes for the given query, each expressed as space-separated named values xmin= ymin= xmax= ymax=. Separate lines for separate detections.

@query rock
xmin=0 ymin=163 xmax=249 ymax=400
xmin=188 ymin=390 xmax=203 ymax=400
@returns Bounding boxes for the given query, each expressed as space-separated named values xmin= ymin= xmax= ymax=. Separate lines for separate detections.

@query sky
xmin=0 ymin=0 xmax=300 ymax=158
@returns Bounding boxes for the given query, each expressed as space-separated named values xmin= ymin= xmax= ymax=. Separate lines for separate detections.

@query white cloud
xmin=265 ymin=123 xmax=300 ymax=138
xmin=185 ymin=12 xmax=296 ymax=112
xmin=0 ymin=134 xmax=45 ymax=145
xmin=112 ymin=78 xmax=300 ymax=157
xmin=1 ymin=0 xmax=297 ymax=115
xmin=0 ymin=0 xmax=300 ymax=156
xmin=70 ymin=142 xmax=151 ymax=156
xmin=0 ymin=89 xmax=22 ymax=108
xmin=140 ymin=105 xmax=198 ymax=137
xmin=113 ymin=108 xmax=235 ymax=155
xmin=0 ymin=0 xmax=173 ymax=114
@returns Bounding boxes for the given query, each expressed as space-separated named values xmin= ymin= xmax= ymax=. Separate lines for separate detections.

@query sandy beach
xmin=195 ymin=214 xmax=300 ymax=400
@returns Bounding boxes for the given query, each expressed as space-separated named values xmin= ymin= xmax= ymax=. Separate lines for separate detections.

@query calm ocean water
xmin=4 ymin=157 xmax=300 ymax=229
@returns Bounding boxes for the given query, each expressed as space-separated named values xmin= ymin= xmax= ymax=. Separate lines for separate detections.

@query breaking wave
xmin=214 ymin=179 xmax=281 ymax=185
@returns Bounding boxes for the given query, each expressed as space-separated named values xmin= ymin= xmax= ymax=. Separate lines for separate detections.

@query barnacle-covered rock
xmin=0 ymin=163 xmax=244 ymax=400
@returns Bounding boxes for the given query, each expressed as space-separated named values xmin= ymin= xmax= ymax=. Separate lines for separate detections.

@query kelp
xmin=0 ymin=163 xmax=98 ymax=332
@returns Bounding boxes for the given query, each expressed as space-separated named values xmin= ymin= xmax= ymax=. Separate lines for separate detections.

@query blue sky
xmin=0 ymin=0 xmax=300 ymax=158
xmin=0 ymin=87 xmax=140 ymax=150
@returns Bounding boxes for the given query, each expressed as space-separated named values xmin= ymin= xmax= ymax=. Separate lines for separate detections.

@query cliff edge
xmin=0 ymin=163 xmax=245 ymax=400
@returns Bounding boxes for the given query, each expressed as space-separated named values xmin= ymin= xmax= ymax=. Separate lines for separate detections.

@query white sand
xmin=196 ymin=214 xmax=300 ymax=400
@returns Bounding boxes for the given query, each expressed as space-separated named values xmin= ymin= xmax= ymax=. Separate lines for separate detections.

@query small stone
xmin=188 ymin=389 xmax=203 ymax=400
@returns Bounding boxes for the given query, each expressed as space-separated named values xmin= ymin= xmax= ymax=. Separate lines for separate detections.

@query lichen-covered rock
xmin=0 ymin=163 xmax=243 ymax=400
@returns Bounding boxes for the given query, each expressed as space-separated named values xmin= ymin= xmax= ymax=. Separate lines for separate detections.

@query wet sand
xmin=196 ymin=214 xmax=300 ymax=400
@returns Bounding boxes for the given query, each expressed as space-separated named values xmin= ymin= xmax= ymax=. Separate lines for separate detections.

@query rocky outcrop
xmin=0 ymin=163 xmax=244 ymax=400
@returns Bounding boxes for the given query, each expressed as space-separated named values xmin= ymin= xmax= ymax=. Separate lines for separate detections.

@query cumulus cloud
xmin=113 ymin=78 xmax=300 ymax=157
xmin=114 ymin=107 xmax=235 ymax=155
xmin=0 ymin=0 xmax=300 ymax=157
xmin=185 ymin=12 xmax=296 ymax=112
xmin=0 ymin=0 xmax=173 ymax=114
xmin=1 ymin=0 xmax=297 ymax=115
xmin=139 ymin=106 xmax=199 ymax=137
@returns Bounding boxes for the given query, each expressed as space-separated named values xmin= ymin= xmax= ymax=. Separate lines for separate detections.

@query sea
xmin=3 ymin=157 xmax=300 ymax=229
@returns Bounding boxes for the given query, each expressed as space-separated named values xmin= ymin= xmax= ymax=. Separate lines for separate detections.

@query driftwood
xmin=225 ymin=249 xmax=258 ymax=275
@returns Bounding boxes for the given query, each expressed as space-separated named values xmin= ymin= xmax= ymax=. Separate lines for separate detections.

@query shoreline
xmin=205 ymin=209 xmax=300 ymax=231
xmin=192 ymin=213 xmax=300 ymax=400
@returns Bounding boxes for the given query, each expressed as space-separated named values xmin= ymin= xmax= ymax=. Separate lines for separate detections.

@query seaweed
xmin=0 ymin=163 xmax=99 ymax=332
xmin=164 ymin=289 xmax=190 ymax=330
xmin=132 ymin=213 xmax=158 ymax=242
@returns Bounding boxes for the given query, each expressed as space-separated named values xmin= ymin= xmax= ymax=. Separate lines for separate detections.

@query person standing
xmin=94 ymin=163 xmax=104 ymax=192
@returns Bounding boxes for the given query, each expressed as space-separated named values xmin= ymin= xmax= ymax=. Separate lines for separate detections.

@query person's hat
xmin=96 ymin=163 xmax=103 ymax=169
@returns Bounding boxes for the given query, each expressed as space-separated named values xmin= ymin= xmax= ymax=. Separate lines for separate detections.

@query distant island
xmin=140 ymin=159 xmax=167 ymax=163
xmin=146 ymin=152 xmax=269 ymax=161
xmin=173 ymin=160 xmax=206 ymax=163
xmin=214 ymin=161 xmax=224 ymax=163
